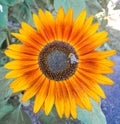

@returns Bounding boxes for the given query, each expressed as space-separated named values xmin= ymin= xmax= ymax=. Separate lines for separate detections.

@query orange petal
xmin=19 ymin=28 xmax=46 ymax=46
xmin=10 ymin=72 xmax=41 ymax=93
xmin=55 ymin=82 xmax=64 ymax=118
xmin=38 ymin=9 xmax=54 ymax=42
xmin=64 ymin=81 xmax=77 ymax=119
xmin=80 ymin=59 xmax=115 ymax=67
xmin=32 ymin=14 xmax=49 ymax=43
xmin=11 ymin=33 xmax=41 ymax=50
xmin=4 ymin=60 xmax=38 ymax=69
xmin=20 ymin=22 xmax=46 ymax=45
xmin=45 ymin=11 xmax=56 ymax=40
xmin=33 ymin=78 xmax=50 ymax=113
xmin=79 ymin=50 xmax=117 ymax=60
xmin=5 ymin=64 xmax=39 ymax=78
xmin=69 ymin=77 xmax=92 ymax=110
xmin=21 ymin=22 xmax=36 ymax=33
xmin=81 ymin=23 xmax=99 ymax=41
xmin=61 ymin=82 xmax=71 ymax=118
xmin=55 ymin=7 xmax=65 ymax=40
xmin=75 ymin=71 xmax=106 ymax=98
xmin=77 ymin=69 xmax=114 ymax=85
xmin=22 ymin=74 xmax=45 ymax=102
xmin=45 ymin=80 xmax=55 ymax=115
xmin=68 ymin=10 xmax=86 ymax=42
xmin=71 ymin=15 xmax=94 ymax=45
xmin=78 ymin=62 xmax=114 ymax=74
xmin=75 ymin=31 xmax=107 ymax=51
xmin=79 ymin=38 xmax=109 ymax=55
xmin=8 ymin=44 xmax=39 ymax=55
xmin=63 ymin=8 xmax=73 ymax=41
xmin=72 ymin=76 xmax=100 ymax=102
xmin=9 ymin=69 xmax=41 ymax=86
xmin=5 ymin=50 xmax=38 ymax=60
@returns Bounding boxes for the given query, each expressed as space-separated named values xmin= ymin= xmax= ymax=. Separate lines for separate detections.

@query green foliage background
xmin=0 ymin=0 xmax=119 ymax=124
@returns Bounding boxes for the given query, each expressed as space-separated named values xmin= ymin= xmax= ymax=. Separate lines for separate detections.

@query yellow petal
xmin=80 ymin=59 xmax=115 ymax=67
xmin=11 ymin=33 xmax=41 ymax=50
xmin=61 ymin=82 xmax=70 ymax=118
xmin=45 ymin=11 xmax=56 ymax=39
xmin=78 ymin=69 xmax=114 ymax=85
xmin=9 ymin=69 xmax=41 ymax=87
xmin=55 ymin=7 xmax=65 ymax=40
xmin=38 ymin=9 xmax=54 ymax=42
xmin=45 ymin=80 xmax=55 ymax=115
xmin=64 ymin=81 xmax=77 ymax=119
xmin=71 ymin=15 xmax=94 ymax=45
xmin=32 ymin=14 xmax=49 ymax=43
xmin=9 ymin=77 xmax=28 ymax=92
xmin=74 ymin=9 xmax=86 ymax=31
xmin=22 ymin=75 xmax=45 ymax=102
xmin=33 ymin=78 xmax=50 ymax=113
xmin=73 ymin=75 xmax=100 ymax=102
xmin=75 ymin=30 xmax=106 ymax=51
xmin=63 ymin=8 xmax=73 ymax=41
xmin=5 ymin=64 xmax=39 ymax=79
xmin=75 ymin=71 xmax=106 ymax=98
xmin=79 ymin=50 xmax=117 ymax=60
xmin=4 ymin=60 xmax=38 ymax=69
xmin=68 ymin=10 xmax=86 ymax=43
xmin=79 ymin=38 xmax=109 ymax=54
xmin=19 ymin=28 xmax=46 ymax=46
xmin=8 ymin=44 xmax=39 ymax=55
xmin=21 ymin=22 xmax=36 ymax=33
xmin=69 ymin=77 xmax=92 ymax=110
xmin=4 ymin=50 xmax=38 ymax=60
xmin=78 ymin=62 xmax=114 ymax=74
xmin=82 ymin=23 xmax=99 ymax=40
xmin=55 ymin=82 xmax=64 ymax=118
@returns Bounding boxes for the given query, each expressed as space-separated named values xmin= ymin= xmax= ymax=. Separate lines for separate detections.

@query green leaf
xmin=11 ymin=2 xmax=33 ymax=23
xmin=0 ymin=100 xmax=14 ymax=120
xmin=77 ymin=99 xmax=107 ymax=124
xmin=24 ymin=0 xmax=33 ymax=5
xmin=54 ymin=0 xmax=86 ymax=18
xmin=34 ymin=0 xmax=48 ymax=10
xmin=0 ymin=31 xmax=7 ymax=46
xmin=0 ymin=67 xmax=12 ymax=101
xmin=0 ymin=3 xmax=8 ymax=29
xmin=20 ymin=110 xmax=33 ymax=124
xmin=0 ymin=50 xmax=9 ymax=66
xmin=0 ymin=107 xmax=32 ymax=124
xmin=85 ymin=0 xmax=102 ymax=15
xmin=0 ymin=56 xmax=8 ymax=66
xmin=1 ymin=0 xmax=24 ymax=6
xmin=66 ymin=119 xmax=83 ymax=124
xmin=39 ymin=108 xmax=66 ymax=124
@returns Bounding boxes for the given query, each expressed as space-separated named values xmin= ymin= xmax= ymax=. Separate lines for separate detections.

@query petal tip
xmin=58 ymin=6 xmax=64 ymax=13
xmin=21 ymin=97 xmax=27 ymax=102
xmin=21 ymin=22 xmax=26 ymax=27
xmin=33 ymin=107 xmax=39 ymax=114
xmin=5 ymin=73 xmax=10 ymax=79
xmin=4 ymin=63 xmax=8 ymax=68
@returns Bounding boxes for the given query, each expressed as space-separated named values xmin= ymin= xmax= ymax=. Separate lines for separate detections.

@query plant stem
xmin=6 ymin=28 xmax=12 ymax=45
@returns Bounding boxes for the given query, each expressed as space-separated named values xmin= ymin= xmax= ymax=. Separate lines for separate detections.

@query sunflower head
xmin=4 ymin=7 xmax=116 ymax=119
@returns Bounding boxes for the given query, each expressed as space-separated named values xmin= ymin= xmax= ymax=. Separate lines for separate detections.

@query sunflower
xmin=4 ymin=7 xmax=116 ymax=119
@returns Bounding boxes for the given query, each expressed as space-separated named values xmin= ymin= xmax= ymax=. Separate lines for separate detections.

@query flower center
xmin=39 ymin=41 xmax=78 ymax=81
